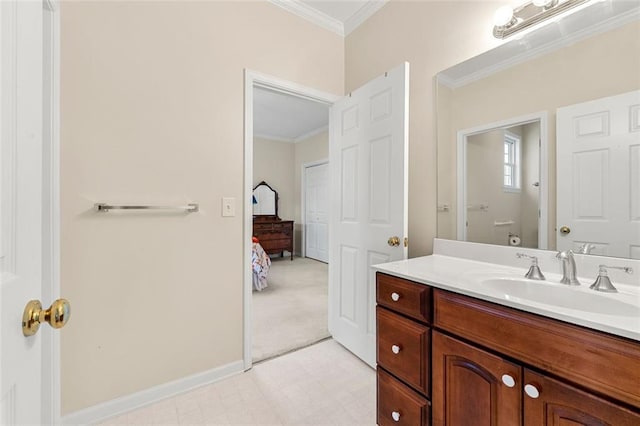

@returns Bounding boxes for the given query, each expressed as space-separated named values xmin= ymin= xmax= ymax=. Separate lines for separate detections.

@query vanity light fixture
xmin=493 ymin=0 xmax=590 ymax=39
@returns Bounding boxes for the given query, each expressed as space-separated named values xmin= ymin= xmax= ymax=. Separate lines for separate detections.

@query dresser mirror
xmin=436 ymin=1 xmax=640 ymax=260
xmin=253 ymin=181 xmax=278 ymax=218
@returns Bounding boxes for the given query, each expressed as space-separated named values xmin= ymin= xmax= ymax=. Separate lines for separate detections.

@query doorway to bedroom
xmin=249 ymin=79 xmax=335 ymax=363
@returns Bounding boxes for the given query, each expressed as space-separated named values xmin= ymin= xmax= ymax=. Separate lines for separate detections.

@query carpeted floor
xmin=252 ymin=256 xmax=329 ymax=362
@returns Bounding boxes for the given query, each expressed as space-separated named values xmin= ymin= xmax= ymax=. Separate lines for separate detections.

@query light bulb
xmin=494 ymin=5 xmax=515 ymax=27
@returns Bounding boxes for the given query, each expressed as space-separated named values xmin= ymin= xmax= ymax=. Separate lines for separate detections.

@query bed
xmin=252 ymin=237 xmax=271 ymax=291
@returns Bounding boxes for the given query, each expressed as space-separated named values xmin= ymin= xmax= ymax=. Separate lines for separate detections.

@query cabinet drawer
xmin=377 ymin=307 xmax=430 ymax=395
xmin=260 ymin=239 xmax=291 ymax=251
xmin=271 ymin=223 xmax=292 ymax=233
xmin=377 ymin=273 xmax=431 ymax=323
xmin=434 ymin=289 xmax=640 ymax=408
xmin=253 ymin=223 xmax=273 ymax=232
xmin=378 ymin=368 xmax=430 ymax=426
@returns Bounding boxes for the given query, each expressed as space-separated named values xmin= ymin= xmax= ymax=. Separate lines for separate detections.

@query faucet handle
xmin=598 ymin=264 xmax=633 ymax=274
xmin=590 ymin=264 xmax=633 ymax=293
xmin=577 ymin=243 xmax=596 ymax=254
xmin=516 ymin=253 xmax=546 ymax=280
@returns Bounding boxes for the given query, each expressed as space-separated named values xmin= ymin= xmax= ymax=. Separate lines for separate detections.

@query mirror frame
xmin=456 ymin=111 xmax=549 ymax=249
xmin=252 ymin=181 xmax=279 ymax=218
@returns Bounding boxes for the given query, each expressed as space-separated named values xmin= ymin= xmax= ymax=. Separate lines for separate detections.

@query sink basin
xmin=481 ymin=278 xmax=640 ymax=316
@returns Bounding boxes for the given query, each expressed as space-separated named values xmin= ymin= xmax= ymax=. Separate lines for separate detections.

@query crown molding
xmin=254 ymin=132 xmax=295 ymax=143
xmin=294 ymin=125 xmax=328 ymax=143
xmin=268 ymin=0 xmax=344 ymax=36
xmin=255 ymin=124 xmax=328 ymax=144
xmin=440 ymin=7 xmax=640 ymax=89
xmin=344 ymin=0 xmax=389 ymax=35
xmin=268 ymin=0 xmax=390 ymax=37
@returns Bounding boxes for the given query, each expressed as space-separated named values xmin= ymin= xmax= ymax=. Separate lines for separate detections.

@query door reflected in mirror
xmin=462 ymin=119 xmax=542 ymax=249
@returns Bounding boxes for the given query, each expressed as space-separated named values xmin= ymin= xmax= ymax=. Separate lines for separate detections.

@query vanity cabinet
xmin=376 ymin=272 xmax=640 ymax=426
xmin=432 ymin=332 xmax=639 ymax=425
xmin=376 ymin=273 xmax=432 ymax=425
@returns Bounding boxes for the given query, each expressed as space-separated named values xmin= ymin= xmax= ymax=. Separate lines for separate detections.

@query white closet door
xmin=329 ymin=62 xmax=409 ymax=367
xmin=557 ymin=90 xmax=640 ymax=258
xmin=305 ymin=162 xmax=329 ymax=263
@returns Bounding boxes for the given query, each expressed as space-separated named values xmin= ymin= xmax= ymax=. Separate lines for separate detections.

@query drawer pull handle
xmin=391 ymin=292 xmax=401 ymax=302
xmin=391 ymin=344 xmax=401 ymax=354
xmin=501 ymin=374 xmax=515 ymax=388
xmin=391 ymin=411 xmax=401 ymax=422
xmin=524 ymin=384 xmax=540 ymax=399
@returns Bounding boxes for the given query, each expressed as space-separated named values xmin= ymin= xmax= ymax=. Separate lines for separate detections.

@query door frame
xmin=456 ymin=111 xmax=548 ymax=249
xmin=243 ymin=70 xmax=339 ymax=370
xmin=301 ymin=159 xmax=328 ymax=260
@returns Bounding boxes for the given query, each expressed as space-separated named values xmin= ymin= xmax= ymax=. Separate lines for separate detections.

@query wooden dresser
xmin=253 ymin=216 xmax=294 ymax=260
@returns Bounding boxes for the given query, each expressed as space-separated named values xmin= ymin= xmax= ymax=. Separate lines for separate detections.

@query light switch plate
xmin=222 ymin=197 xmax=235 ymax=217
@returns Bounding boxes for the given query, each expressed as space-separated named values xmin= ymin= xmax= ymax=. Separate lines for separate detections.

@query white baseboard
xmin=62 ymin=359 xmax=244 ymax=425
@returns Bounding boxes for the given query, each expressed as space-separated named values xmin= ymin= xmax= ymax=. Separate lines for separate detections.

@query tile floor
xmin=98 ymin=339 xmax=376 ymax=425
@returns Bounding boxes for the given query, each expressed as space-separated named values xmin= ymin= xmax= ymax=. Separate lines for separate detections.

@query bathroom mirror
xmin=436 ymin=1 xmax=640 ymax=259
xmin=253 ymin=181 xmax=278 ymax=217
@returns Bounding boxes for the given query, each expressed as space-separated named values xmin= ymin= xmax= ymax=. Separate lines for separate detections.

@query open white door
xmin=329 ymin=63 xmax=409 ymax=367
xmin=557 ymin=90 xmax=640 ymax=258
xmin=1 ymin=1 xmax=62 ymax=424
xmin=1 ymin=0 xmax=44 ymax=423
xmin=305 ymin=162 xmax=329 ymax=263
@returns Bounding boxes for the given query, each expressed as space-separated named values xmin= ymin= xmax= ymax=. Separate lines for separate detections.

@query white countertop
xmin=373 ymin=254 xmax=640 ymax=342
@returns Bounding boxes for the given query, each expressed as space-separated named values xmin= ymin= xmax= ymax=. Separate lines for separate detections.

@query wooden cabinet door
xmin=432 ymin=331 xmax=521 ymax=426
xmin=523 ymin=369 xmax=640 ymax=426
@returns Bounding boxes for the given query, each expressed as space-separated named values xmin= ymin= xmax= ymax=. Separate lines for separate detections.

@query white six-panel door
xmin=329 ymin=63 xmax=409 ymax=367
xmin=305 ymin=162 xmax=329 ymax=263
xmin=1 ymin=0 xmax=45 ymax=424
xmin=557 ymin=90 xmax=640 ymax=259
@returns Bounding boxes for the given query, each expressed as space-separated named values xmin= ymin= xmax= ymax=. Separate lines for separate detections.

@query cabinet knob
xmin=501 ymin=374 xmax=515 ymax=388
xmin=391 ymin=344 xmax=401 ymax=354
xmin=391 ymin=411 xmax=401 ymax=422
xmin=391 ymin=292 xmax=400 ymax=302
xmin=524 ymin=384 xmax=540 ymax=399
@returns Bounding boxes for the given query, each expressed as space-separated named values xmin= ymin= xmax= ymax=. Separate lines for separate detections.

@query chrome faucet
xmin=516 ymin=253 xmax=546 ymax=280
xmin=577 ymin=243 xmax=596 ymax=254
xmin=590 ymin=264 xmax=634 ymax=293
xmin=556 ymin=250 xmax=580 ymax=286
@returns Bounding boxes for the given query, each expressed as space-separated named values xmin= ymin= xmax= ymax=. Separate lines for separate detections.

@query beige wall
xmin=61 ymin=1 xmax=343 ymax=414
xmin=345 ymin=0 xmax=502 ymax=257
xmin=437 ymin=20 xmax=640 ymax=250
xmin=293 ymin=131 xmax=329 ymax=253
xmin=521 ymin=123 xmax=540 ymax=249
xmin=253 ymin=138 xmax=295 ymax=221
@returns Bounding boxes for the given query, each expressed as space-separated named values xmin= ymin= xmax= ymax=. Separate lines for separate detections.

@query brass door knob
xmin=22 ymin=299 xmax=71 ymax=337
xmin=387 ymin=236 xmax=400 ymax=247
xmin=559 ymin=226 xmax=571 ymax=235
